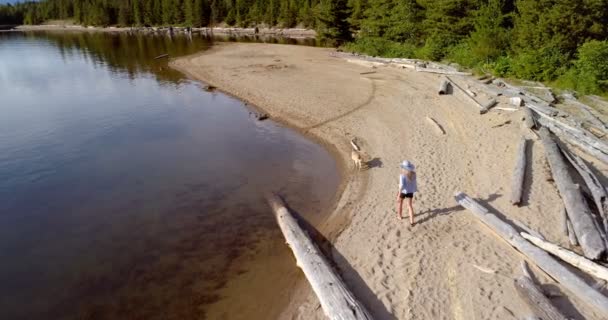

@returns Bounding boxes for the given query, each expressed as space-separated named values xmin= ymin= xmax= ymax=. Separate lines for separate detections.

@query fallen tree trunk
xmin=415 ymin=66 xmax=472 ymax=76
xmin=445 ymin=76 xmax=485 ymax=112
xmin=266 ymin=194 xmax=374 ymax=320
xmin=567 ymin=217 xmax=580 ymax=246
xmin=480 ymin=99 xmax=498 ymax=114
xmin=523 ymin=107 xmax=536 ymax=129
xmin=531 ymin=106 xmax=608 ymax=164
xmin=538 ymin=127 xmax=606 ymax=260
xmin=454 ymin=192 xmax=608 ymax=316
xmin=559 ymin=145 xmax=608 ymax=236
xmin=438 ymin=79 xmax=450 ymax=95
xmin=514 ymin=275 xmax=568 ymax=320
xmin=510 ymin=138 xmax=528 ymax=206
xmin=521 ymin=232 xmax=608 ymax=282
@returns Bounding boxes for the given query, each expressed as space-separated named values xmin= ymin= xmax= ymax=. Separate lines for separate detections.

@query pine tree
xmin=315 ymin=0 xmax=351 ymax=44
xmin=133 ymin=0 xmax=142 ymax=25
xmin=468 ymin=0 xmax=507 ymax=62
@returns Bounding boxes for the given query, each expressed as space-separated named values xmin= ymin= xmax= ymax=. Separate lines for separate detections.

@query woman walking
xmin=397 ymin=160 xmax=417 ymax=225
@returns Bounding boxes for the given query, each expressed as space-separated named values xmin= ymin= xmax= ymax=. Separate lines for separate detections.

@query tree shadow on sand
xmin=282 ymin=200 xmax=397 ymax=320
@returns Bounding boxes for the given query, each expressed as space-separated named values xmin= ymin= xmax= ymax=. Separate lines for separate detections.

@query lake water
xmin=0 ymin=31 xmax=339 ymax=319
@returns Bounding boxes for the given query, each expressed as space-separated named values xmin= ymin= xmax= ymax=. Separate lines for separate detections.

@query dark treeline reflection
xmin=22 ymin=31 xmax=321 ymax=84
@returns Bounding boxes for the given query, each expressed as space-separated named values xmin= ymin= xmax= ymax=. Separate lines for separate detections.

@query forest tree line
xmin=1 ymin=0 xmax=608 ymax=95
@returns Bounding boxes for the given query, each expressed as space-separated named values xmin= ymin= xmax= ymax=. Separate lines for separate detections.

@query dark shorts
xmin=400 ymin=193 xmax=414 ymax=199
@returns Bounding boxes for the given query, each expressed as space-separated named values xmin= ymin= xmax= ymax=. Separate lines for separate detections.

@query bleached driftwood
xmin=446 ymin=76 xmax=485 ymax=112
xmin=564 ymin=98 xmax=608 ymax=131
xmin=511 ymin=218 xmax=544 ymax=240
xmin=559 ymin=145 xmax=608 ymax=236
xmin=480 ymin=99 xmax=498 ymax=114
xmin=538 ymin=127 xmax=606 ymax=260
xmin=510 ymin=138 xmax=528 ymax=206
xmin=415 ymin=66 xmax=472 ymax=76
xmin=522 ymin=232 xmax=608 ymax=282
xmin=567 ymin=217 xmax=580 ymax=246
xmin=514 ymin=275 xmax=568 ymax=320
xmin=454 ymin=192 xmax=608 ymax=316
xmin=531 ymin=105 xmax=608 ymax=164
xmin=523 ymin=107 xmax=536 ymax=129
xmin=426 ymin=117 xmax=446 ymax=135
xmin=495 ymin=107 xmax=519 ymax=112
xmin=266 ymin=195 xmax=373 ymax=320
xmin=438 ymin=79 xmax=450 ymax=95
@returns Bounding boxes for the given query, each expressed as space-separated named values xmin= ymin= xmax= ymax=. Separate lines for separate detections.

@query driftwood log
xmin=445 ymin=76 xmax=485 ymax=112
xmin=567 ymin=218 xmax=580 ymax=246
xmin=523 ymin=107 xmax=536 ymax=129
xmin=559 ymin=146 xmax=608 ymax=236
xmin=266 ymin=194 xmax=373 ymax=320
xmin=510 ymin=138 xmax=528 ymax=205
xmin=480 ymin=99 xmax=498 ymax=114
xmin=514 ymin=276 xmax=568 ymax=320
xmin=438 ymin=79 xmax=450 ymax=95
xmin=531 ymin=105 xmax=608 ymax=164
xmin=454 ymin=192 xmax=608 ymax=316
xmin=426 ymin=117 xmax=446 ymax=135
xmin=522 ymin=232 xmax=608 ymax=282
xmin=538 ymin=127 xmax=606 ymax=260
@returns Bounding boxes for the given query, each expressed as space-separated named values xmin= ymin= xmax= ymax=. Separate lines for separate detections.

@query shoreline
xmin=170 ymin=45 xmax=361 ymax=319
xmin=8 ymin=24 xmax=316 ymax=38
xmin=170 ymin=42 xmax=606 ymax=319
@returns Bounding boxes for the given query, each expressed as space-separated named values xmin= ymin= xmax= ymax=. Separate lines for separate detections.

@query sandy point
xmin=171 ymin=42 xmax=606 ymax=320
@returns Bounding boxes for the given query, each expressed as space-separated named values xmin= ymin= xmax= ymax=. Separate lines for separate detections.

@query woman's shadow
xmin=415 ymin=193 xmax=502 ymax=225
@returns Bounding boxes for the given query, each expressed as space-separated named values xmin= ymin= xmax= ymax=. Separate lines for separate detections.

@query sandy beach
xmin=171 ymin=43 xmax=607 ymax=320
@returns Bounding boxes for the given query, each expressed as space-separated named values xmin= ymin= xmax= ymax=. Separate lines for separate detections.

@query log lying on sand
xmin=514 ymin=275 xmax=568 ymax=320
xmin=446 ymin=76 xmax=485 ymax=112
xmin=510 ymin=138 xmax=528 ymax=206
xmin=559 ymin=145 xmax=608 ymax=236
xmin=454 ymin=192 xmax=608 ymax=316
xmin=523 ymin=107 xmax=536 ymax=129
xmin=426 ymin=117 xmax=446 ymax=135
xmin=531 ymin=106 xmax=608 ymax=164
xmin=266 ymin=194 xmax=373 ymax=320
xmin=438 ymin=79 xmax=450 ymax=95
xmin=538 ymin=127 xmax=606 ymax=260
xmin=521 ymin=232 xmax=608 ymax=282
xmin=415 ymin=66 xmax=472 ymax=76
xmin=480 ymin=99 xmax=498 ymax=114
xmin=567 ymin=217 xmax=580 ymax=246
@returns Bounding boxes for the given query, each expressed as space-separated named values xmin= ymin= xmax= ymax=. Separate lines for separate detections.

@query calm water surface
xmin=0 ymin=32 xmax=339 ymax=319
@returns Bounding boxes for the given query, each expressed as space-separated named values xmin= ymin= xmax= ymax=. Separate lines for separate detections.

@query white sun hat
xmin=400 ymin=160 xmax=415 ymax=172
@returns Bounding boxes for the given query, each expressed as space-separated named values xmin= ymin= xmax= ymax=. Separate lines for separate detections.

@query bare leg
xmin=407 ymin=197 xmax=415 ymax=225
xmin=397 ymin=197 xmax=404 ymax=220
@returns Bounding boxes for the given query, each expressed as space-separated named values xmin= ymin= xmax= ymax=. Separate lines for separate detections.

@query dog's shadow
xmin=366 ymin=157 xmax=383 ymax=169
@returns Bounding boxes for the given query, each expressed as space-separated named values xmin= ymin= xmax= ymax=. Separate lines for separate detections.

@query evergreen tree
xmin=468 ymin=0 xmax=508 ymax=62
xmin=315 ymin=0 xmax=352 ymax=44
xmin=133 ymin=0 xmax=143 ymax=25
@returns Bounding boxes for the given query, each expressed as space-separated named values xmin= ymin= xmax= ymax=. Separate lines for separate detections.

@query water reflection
xmin=0 ymin=31 xmax=338 ymax=320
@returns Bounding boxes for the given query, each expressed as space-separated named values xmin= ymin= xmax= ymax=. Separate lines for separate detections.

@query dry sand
xmin=171 ymin=43 xmax=608 ymax=320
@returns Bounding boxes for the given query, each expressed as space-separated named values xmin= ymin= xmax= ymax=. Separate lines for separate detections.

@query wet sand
xmin=171 ymin=43 xmax=608 ymax=320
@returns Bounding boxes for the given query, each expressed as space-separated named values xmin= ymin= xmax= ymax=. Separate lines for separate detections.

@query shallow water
xmin=0 ymin=31 xmax=339 ymax=319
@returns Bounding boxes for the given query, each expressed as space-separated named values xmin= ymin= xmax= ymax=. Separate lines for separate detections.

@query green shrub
xmin=446 ymin=42 xmax=480 ymax=68
xmin=416 ymin=32 xmax=456 ymax=61
xmin=509 ymin=47 xmax=569 ymax=81
xmin=570 ymin=40 xmax=608 ymax=94
xmin=489 ymin=55 xmax=513 ymax=77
